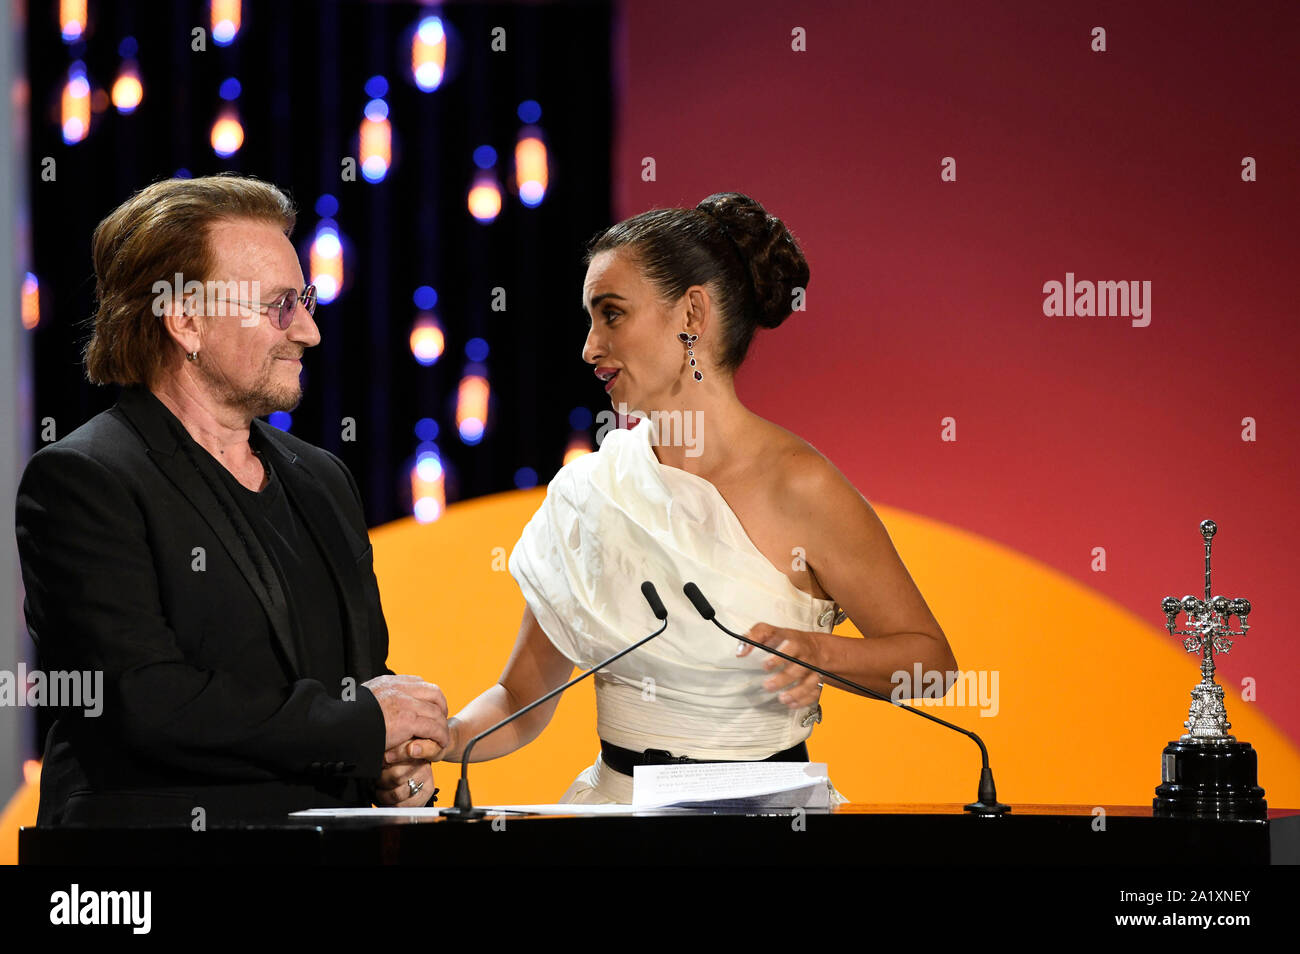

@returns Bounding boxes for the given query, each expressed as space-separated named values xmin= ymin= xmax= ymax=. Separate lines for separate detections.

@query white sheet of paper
xmin=289 ymin=804 xmax=652 ymax=818
xmin=632 ymin=761 xmax=831 ymax=809
xmin=291 ymin=807 xmax=444 ymax=818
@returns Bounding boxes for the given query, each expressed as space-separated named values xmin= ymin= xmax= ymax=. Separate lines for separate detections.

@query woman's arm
xmin=438 ymin=605 xmax=577 ymax=763
xmin=742 ymin=453 xmax=958 ymax=705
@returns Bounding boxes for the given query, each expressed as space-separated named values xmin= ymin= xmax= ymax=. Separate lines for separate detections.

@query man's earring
xmin=677 ymin=332 xmax=702 ymax=382
xmin=186 ymin=351 xmax=199 ymax=362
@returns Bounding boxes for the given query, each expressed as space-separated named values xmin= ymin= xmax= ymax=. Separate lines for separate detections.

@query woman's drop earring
xmin=677 ymin=332 xmax=702 ymax=382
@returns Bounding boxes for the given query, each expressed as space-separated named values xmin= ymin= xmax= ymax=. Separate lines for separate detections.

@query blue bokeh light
xmin=465 ymin=337 xmax=489 ymax=362
xmin=414 ymin=62 xmax=442 ymax=92
xmin=472 ymin=145 xmax=497 ymax=170
xmin=514 ymin=467 xmax=539 ymax=489
xmin=568 ymin=407 xmax=593 ymax=430
xmin=364 ymin=75 xmax=389 ymax=99
xmin=417 ymin=16 xmax=444 ymax=45
xmin=415 ymin=417 xmax=439 ymax=441
xmin=218 ymin=77 xmax=241 ymax=101
xmin=413 ymin=285 xmax=438 ymax=310
xmin=458 ymin=419 xmax=485 ymax=445
xmin=519 ymin=182 xmax=545 ymax=207
xmin=517 ymin=100 xmax=542 ymax=124
xmin=416 ymin=454 xmax=443 ymax=482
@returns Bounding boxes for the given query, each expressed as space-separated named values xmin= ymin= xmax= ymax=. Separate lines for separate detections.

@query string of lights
xmin=26 ymin=0 xmax=613 ymax=526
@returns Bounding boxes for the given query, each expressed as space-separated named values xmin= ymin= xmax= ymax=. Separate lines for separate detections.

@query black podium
xmin=19 ymin=803 xmax=1300 ymax=865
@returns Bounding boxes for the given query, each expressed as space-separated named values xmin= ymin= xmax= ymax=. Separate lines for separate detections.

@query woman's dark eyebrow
xmin=584 ymin=292 xmax=628 ymax=311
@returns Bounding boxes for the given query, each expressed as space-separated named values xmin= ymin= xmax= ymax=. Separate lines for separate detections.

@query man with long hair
xmin=16 ymin=175 xmax=446 ymax=825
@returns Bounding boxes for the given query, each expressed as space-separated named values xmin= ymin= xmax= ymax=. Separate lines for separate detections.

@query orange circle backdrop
xmin=373 ymin=489 xmax=1300 ymax=810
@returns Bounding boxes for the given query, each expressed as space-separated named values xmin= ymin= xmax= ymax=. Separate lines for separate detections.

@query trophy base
xmin=1153 ymin=740 xmax=1267 ymax=821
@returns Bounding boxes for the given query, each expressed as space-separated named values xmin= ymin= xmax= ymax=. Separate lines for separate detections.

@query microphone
xmin=443 ymin=581 xmax=670 ymax=820
xmin=682 ymin=581 xmax=1010 ymax=816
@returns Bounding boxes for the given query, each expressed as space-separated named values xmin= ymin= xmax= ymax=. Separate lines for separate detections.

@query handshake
xmin=362 ymin=674 xmax=458 ymax=808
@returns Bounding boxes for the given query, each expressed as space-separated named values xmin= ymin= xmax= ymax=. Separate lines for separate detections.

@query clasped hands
xmin=362 ymin=623 xmax=821 ymax=806
xmin=363 ymin=674 xmax=453 ymax=808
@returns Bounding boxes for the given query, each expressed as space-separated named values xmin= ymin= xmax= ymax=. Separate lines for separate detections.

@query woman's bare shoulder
xmin=752 ymin=418 xmax=866 ymax=511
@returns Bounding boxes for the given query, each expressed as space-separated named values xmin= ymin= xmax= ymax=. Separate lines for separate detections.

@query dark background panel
xmin=26 ymin=0 xmax=613 ymax=526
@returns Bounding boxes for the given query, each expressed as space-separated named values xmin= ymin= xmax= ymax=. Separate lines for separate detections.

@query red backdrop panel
xmin=611 ymin=0 xmax=1300 ymax=745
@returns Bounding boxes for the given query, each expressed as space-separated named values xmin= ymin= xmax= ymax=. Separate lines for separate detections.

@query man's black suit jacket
xmin=15 ymin=385 xmax=392 ymax=826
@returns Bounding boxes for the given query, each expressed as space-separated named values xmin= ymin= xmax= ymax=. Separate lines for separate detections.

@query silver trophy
xmin=1153 ymin=520 xmax=1267 ymax=819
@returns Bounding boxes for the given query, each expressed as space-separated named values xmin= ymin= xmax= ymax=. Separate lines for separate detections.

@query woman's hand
xmin=383 ymin=717 xmax=459 ymax=766
xmin=374 ymin=754 xmax=437 ymax=807
xmin=375 ymin=724 xmax=460 ymax=807
xmin=738 ymin=623 xmax=826 ymax=710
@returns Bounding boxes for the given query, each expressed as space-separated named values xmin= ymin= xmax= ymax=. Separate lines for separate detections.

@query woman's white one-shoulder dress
xmin=508 ymin=415 xmax=846 ymax=805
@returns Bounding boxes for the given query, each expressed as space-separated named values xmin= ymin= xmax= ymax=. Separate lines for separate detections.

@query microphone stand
xmin=442 ymin=581 xmax=669 ymax=820
xmin=683 ymin=582 xmax=1010 ymax=816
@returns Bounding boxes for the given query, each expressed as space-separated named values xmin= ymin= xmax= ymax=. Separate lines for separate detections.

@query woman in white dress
xmin=413 ymin=192 xmax=956 ymax=804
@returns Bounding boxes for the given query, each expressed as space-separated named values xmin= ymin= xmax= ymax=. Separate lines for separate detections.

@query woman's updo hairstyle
xmin=584 ymin=192 xmax=809 ymax=372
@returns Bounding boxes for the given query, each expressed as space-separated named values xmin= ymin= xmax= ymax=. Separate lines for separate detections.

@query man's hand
xmin=362 ymin=674 xmax=450 ymax=751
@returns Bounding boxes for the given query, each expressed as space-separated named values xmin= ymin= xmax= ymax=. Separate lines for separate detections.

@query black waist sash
xmin=599 ymin=739 xmax=809 ymax=777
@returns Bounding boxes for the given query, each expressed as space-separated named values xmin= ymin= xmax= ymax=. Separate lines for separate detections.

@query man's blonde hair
xmin=83 ymin=174 xmax=297 ymax=386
